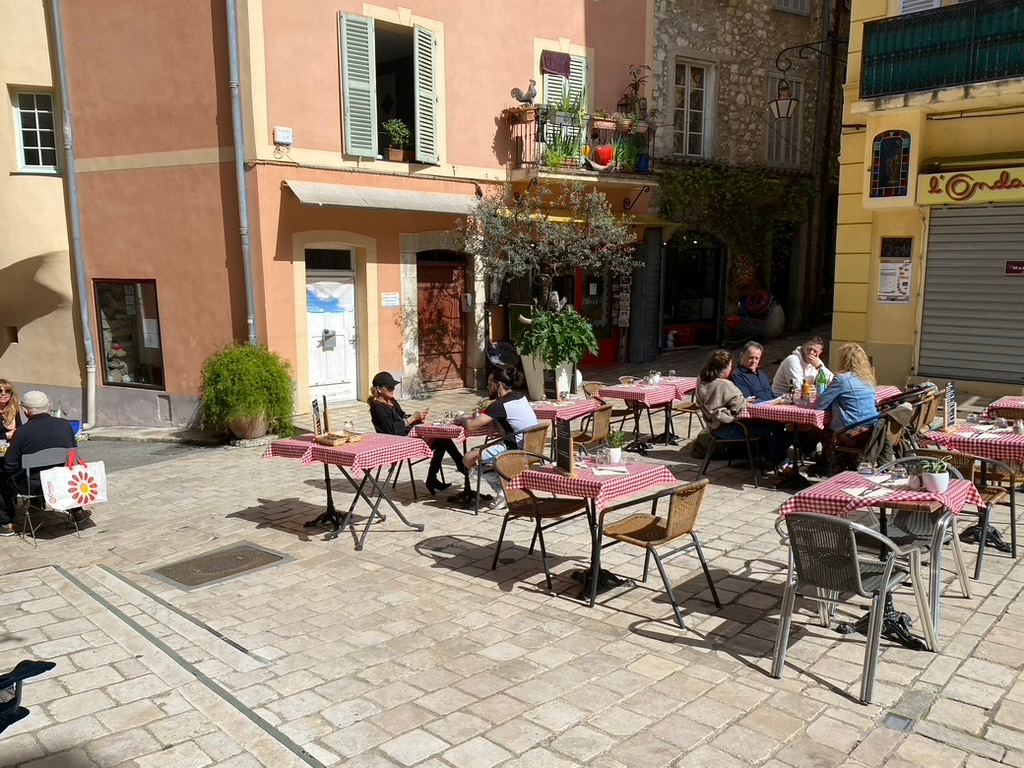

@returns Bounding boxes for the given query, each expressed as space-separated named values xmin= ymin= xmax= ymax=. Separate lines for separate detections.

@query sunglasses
xmin=0 ymin=389 xmax=11 ymax=394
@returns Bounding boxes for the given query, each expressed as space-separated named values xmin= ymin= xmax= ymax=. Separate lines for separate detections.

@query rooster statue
xmin=510 ymin=78 xmax=537 ymax=106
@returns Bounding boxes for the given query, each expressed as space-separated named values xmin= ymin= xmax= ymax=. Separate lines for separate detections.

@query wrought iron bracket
xmin=623 ymin=185 xmax=650 ymax=212
xmin=774 ymin=34 xmax=848 ymax=77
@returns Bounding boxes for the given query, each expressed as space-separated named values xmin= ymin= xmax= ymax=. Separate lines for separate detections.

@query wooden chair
xmin=490 ymin=451 xmax=588 ymax=590
xmin=697 ymin=421 xmax=762 ymax=487
xmin=573 ymin=404 xmax=612 ymax=454
xmin=601 ymin=478 xmax=720 ymax=628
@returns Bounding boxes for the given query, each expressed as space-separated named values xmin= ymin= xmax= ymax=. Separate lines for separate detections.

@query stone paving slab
xmin=1 ymin=425 xmax=1023 ymax=767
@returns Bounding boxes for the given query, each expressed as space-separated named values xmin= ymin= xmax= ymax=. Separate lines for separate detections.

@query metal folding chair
xmin=18 ymin=447 xmax=76 ymax=546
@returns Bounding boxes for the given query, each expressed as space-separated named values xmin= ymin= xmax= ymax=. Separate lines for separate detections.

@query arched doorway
xmin=662 ymin=231 xmax=725 ymax=347
xmin=416 ymin=249 xmax=466 ymax=389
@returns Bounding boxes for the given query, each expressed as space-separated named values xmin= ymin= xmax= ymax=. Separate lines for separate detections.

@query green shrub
xmin=517 ymin=308 xmax=599 ymax=370
xmin=200 ymin=344 xmax=294 ymax=436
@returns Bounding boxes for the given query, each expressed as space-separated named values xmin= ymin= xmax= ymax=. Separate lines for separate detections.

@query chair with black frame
xmin=600 ymin=478 xmax=720 ymax=629
xmin=472 ymin=423 xmax=549 ymax=514
xmin=0 ymin=660 xmax=56 ymax=734
xmin=583 ymin=381 xmax=632 ymax=432
xmin=490 ymin=451 xmax=588 ymax=590
xmin=673 ymin=394 xmax=705 ymax=441
xmin=697 ymin=421 xmax=763 ymax=488
xmin=772 ymin=512 xmax=935 ymax=704
xmin=572 ymin=404 xmax=612 ymax=455
xmin=19 ymin=447 xmax=78 ymax=546
xmin=913 ymin=447 xmax=1015 ymax=577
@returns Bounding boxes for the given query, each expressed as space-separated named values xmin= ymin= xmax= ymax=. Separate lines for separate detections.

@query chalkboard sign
xmin=555 ymin=419 xmax=576 ymax=476
xmin=942 ymin=381 xmax=957 ymax=431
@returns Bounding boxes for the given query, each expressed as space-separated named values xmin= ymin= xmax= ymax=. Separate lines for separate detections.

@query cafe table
xmin=409 ymin=421 xmax=495 ymax=452
xmin=596 ymin=383 xmax=679 ymax=449
xmin=985 ymin=396 xmax=1024 ymax=419
xmin=265 ymin=433 xmax=432 ymax=550
xmin=924 ymin=424 xmax=1024 ymax=467
xmin=508 ymin=460 xmax=677 ymax=606
xmin=780 ymin=470 xmax=983 ymax=641
xmin=661 ymin=376 xmax=697 ymax=401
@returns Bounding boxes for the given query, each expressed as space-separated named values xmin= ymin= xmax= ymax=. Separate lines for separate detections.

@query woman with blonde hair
xmin=0 ymin=380 xmax=21 ymax=442
xmin=816 ymin=343 xmax=879 ymax=460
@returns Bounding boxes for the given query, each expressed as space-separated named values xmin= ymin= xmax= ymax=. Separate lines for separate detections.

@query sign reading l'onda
xmin=917 ymin=166 xmax=1024 ymax=205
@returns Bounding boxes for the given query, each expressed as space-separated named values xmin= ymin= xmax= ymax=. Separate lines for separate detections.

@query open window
xmin=340 ymin=13 xmax=438 ymax=164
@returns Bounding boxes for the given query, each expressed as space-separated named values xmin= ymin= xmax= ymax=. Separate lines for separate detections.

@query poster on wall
xmin=877 ymin=237 xmax=913 ymax=304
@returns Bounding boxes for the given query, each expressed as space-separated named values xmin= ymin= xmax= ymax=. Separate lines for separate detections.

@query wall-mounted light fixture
xmin=768 ymin=35 xmax=847 ymax=120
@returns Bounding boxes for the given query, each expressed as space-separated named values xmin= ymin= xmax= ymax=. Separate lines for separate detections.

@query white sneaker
xmin=486 ymin=496 xmax=508 ymax=511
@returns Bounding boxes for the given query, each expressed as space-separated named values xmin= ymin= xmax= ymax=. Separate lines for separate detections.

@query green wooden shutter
xmin=340 ymin=13 xmax=377 ymax=158
xmin=414 ymin=25 xmax=439 ymax=165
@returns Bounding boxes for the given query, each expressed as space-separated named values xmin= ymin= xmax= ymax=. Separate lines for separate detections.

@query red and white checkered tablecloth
xmin=301 ymin=433 xmax=433 ymax=473
xmin=597 ymin=384 xmax=677 ymax=407
xmin=409 ymin=422 xmax=495 ymax=442
xmin=986 ymin=396 xmax=1024 ymax=417
xmin=262 ymin=435 xmax=316 ymax=460
xmin=924 ymin=427 xmax=1024 ymax=466
xmin=531 ymin=398 xmax=601 ymax=422
xmin=876 ymin=385 xmax=904 ymax=405
xmin=661 ymin=376 xmax=698 ymax=400
xmin=780 ymin=471 xmax=983 ymax=518
xmin=508 ymin=462 xmax=677 ymax=513
xmin=742 ymin=401 xmax=828 ymax=429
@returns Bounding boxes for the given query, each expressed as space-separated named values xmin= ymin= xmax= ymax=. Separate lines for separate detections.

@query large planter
xmin=921 ymin=471 xmax=950 ymax=494
xmin=387 ymin=148 xmax=414 ymax=162
xmin=521 ymin=353 xmax=546 ymax=400
xmin=227 ymin=414 xmax=268 ymax=440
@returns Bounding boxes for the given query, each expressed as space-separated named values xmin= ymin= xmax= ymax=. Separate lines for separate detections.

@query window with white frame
xmin=14 ymin=92 xmax=58 ymax=171
xmin=542 ymin=54 xmax=588 ymax=112
xmin=767 ymin=75 xmax=803 ymax=167
xmin=775 ymin=0 xmax=810 ymax=14
xmin=673 ymin=60 xmax=712 ymax=158
xmin=339 ymin=14 xmax=439 ymax=164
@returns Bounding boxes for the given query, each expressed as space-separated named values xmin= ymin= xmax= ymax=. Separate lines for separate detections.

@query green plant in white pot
xmin=517 ymin=307 xmax=599 ymax=400
xmin=607 ymin=430 xmax=629 ymax=463
xmin=920 ymin=458 xmax=950 ymax=494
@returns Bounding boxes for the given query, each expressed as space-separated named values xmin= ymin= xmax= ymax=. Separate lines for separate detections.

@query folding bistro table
xmin=508 ymin=461 xmax=677 ymax=606
xmin=596 ymin=383 xmax=679 ymax=450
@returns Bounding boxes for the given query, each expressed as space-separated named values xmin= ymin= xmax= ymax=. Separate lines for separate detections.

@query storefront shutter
xmin=340 ymin=13 xmax=377 ymax=158
xmin=918 ymin=205 xmax=1024 ymax=385
xmin=414 ymin=25 xmax=439 ymax=165
xmin=900 ymin=0 xmax=940 ymax=14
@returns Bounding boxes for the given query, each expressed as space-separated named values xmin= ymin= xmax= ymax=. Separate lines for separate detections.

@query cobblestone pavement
xmin=3 ymin=345 xmax=1023 ymax=767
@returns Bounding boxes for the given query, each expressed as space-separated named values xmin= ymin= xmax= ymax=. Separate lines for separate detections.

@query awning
xmin=284 ymin=180 xmax=477 ymax=215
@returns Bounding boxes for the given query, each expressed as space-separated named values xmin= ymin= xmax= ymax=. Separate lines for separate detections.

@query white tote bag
xmin=39 ymin=450 xmax=108 ymax=510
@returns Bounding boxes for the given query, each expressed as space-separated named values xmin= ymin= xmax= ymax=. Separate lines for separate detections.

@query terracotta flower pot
xmin=227 ymin=414 xmax=268 ymax=440
xmin=387 ymin=148 xmax=414 ymax=162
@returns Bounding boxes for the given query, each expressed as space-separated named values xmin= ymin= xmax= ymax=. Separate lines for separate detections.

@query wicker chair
xmin=584 ymin=381 xmax=633 ymax=431
xmin=601 ymin=478 xmax=720 ymax=628
xmin=490 ymin=451 xmax=589 ymax=590
xmin=914 ymin=447 xmax=1015 ymax=574
xmin=473 ymin=423 xmax=549 ymax=514
xmin=772 ymin=512 xmax=935 ymax=704
xmin=0 ymin=660 xmax=56 ymax=734
xmin=672 ymin=394 xmax=705 ymax=441
xmin=697 ymin=421 xmax=762 ymax=487
xmin=573 ymin=404 xmax=612 ymax=454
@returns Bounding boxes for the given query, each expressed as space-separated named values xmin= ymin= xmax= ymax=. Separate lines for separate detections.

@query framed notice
xmin=878 ymin=238 xmax=913 ymax=304
xmin=942 ymin=381 xmax=957 ymax=431
xmin=554 ymin=419 xmax=576 ymax=476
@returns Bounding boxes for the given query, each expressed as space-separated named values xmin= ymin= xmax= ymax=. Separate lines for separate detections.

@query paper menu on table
xmin=842 ymin=487 xmax=891 ymax=500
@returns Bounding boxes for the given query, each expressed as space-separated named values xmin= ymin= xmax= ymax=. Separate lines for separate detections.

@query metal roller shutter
xmin=918 ymin=205 xmax=1024 ymax=385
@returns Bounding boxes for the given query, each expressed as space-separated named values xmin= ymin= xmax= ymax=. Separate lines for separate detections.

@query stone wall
xmin=651 ymin=0 xmax=838 ymax=171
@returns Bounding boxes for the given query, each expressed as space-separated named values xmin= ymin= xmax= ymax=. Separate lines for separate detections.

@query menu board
xmin=878 ymin=238 xmax=913 ymax=304
xmin=942 ymin=381 xmax=957 ymax=431
xmin=555 ymin=419 xmax=576 ymax=476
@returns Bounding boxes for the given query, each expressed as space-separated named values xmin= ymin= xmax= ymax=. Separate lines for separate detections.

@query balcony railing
xmin=505 ymin=110 xmax=656 ymax=176
xmin=862 ymin=0 xmax=1024 ymax=99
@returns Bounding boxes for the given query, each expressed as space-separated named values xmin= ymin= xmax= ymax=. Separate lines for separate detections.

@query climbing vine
xmin=659 ymin=164 xmax=815 ymax=300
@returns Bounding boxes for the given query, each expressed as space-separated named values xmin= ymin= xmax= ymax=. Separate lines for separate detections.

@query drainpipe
xmin=226 ymin=0 xmax=258 ymax=345
xmin=49 ymin=0 xmax=96 ymax=429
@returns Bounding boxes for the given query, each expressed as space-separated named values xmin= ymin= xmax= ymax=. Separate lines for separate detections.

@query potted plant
xmin=920 ymin=458 xmax=950 ymax=493
xmin=589 ymin=110 xmax=616 ymax=132
xmin=200 ymin=344 xmax=295 ymax=439
xmin=545 ymin=89 xmax=585 ymax=127
xmin=500 ymin=105 xmax=536 ymax=125
xmin=517 ymin=307 xmax=599 ymax=400
xmin=382 ymin=118 xmax=413 ymax=162
xmin=608 ymin=431 xmax=629 ymax=464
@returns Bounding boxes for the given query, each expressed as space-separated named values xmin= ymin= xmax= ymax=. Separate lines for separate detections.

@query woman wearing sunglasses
xmin=0 ymin=380 xmax=21 ymax=443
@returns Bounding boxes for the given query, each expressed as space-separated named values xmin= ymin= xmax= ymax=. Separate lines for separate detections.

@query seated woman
xmin=696 ymin=350 xmax=789 ymax=469
xmin=815 ymin=343 xmax=879 ymax=464
xmin=0 ymin=380 xmax=21 ymax=443
xmin=367 ymin=372 xmax=468 ymax=496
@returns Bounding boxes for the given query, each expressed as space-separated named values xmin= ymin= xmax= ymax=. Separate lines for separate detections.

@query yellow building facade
xmin=835 ymin=0 xmax=1024 ymax=394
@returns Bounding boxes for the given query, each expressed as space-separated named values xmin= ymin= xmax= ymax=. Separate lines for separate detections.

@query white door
xmin=306 ymin=276 xmax=357 ymax=401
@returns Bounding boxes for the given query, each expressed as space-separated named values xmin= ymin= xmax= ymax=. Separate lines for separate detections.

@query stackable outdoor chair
xmin=18 ymin=447 xmax=76 ymax=546
xmin=697 ymin=421 xmax=762 ymax=488
xmin=0 ymin=660 xmax=56 ymax=734
xmin=473 ymin=423 xmax=549 ymax=514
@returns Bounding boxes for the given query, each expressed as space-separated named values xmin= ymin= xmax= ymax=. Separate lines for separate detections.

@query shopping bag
xmin=39 ymin=450 xmax=107 ymax=510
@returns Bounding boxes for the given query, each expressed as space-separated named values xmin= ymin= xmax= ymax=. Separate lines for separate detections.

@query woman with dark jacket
xmin=367 ymin=371 xmax=468 ymax=495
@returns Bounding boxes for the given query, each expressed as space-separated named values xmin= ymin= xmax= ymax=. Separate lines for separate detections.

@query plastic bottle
xmin=816 ymin=367 xmax=829 ymax=395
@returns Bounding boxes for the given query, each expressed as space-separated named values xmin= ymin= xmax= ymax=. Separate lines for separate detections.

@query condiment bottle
xmin=1014 ymin=419 xmax=1024 ymax=435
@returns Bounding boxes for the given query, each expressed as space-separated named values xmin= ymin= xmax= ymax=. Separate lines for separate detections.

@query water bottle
xmin=816 ymin=367 xmax=828 ymax=395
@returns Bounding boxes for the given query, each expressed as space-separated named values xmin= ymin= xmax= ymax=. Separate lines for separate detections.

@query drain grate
xmin=152 ymin=543 xmax=287 ymax=589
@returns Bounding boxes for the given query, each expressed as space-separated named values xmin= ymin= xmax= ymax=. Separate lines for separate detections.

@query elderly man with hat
xmin=0 ymin=391 xmax=81 ymax=536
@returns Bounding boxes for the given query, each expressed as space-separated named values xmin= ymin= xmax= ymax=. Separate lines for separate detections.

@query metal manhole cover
xmin=152 ymin=543 xmax=287 ymax=589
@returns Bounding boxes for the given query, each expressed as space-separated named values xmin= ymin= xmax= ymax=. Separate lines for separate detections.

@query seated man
xmin=456 ymin=370 xmax=539 ymax=509
xmin=0 ymin=391 xmax=82 ymax=537
xmin=731 ymin=342 xmax=775 ymax=402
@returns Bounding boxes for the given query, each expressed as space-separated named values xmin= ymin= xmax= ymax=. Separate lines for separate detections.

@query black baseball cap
xmin=372 ymin=372 xmax=400 ymax=389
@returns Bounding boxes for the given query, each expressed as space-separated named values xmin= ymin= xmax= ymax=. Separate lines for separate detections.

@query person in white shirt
xmin=771 ymin=336 xmax=833 ymax=396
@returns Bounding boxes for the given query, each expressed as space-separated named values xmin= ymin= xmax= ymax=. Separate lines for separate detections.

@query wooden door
xmin=417 ymin=263 xmax=465 ymax=390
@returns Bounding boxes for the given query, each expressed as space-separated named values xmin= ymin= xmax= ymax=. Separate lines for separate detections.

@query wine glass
xmin=343 ymin=419 xmax=355 ymax=434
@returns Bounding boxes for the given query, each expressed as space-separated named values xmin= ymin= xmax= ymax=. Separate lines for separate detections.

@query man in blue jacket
xmin=732 ymin=342 xmax=775 ymax=402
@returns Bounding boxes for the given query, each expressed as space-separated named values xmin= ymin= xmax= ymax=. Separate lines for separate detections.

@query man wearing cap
xmin=0 ymin=391 xmax=80 ymax=536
